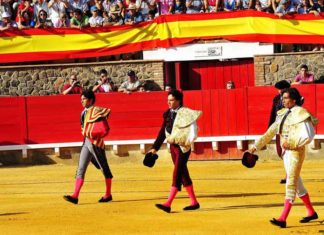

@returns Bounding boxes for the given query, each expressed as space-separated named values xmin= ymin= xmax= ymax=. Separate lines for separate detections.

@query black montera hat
xmin=242 ymin=151 xmax=259 ymax=168
xmin=143 ymin=152 xmax=158 ymax=168
xmin=275 ymin=80 xmax=291 ymax=89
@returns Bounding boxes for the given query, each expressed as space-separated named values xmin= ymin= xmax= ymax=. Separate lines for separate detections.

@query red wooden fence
xmin=0 ymin=85 xmax=321 ymax=159
xmin=181 ymin=59 xmax=255 ymax=90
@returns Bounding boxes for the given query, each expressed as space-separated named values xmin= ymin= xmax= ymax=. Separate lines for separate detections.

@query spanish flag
xmin=1 ymin=11 xmax=324 ymax=63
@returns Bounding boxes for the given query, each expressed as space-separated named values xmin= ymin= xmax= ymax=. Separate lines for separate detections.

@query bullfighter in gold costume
xmin=250 ymin=87 xmax=319 ymax=228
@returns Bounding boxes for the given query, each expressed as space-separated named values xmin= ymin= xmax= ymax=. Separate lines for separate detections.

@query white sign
xmin=143 ymin=42 xmax=273 ymax=61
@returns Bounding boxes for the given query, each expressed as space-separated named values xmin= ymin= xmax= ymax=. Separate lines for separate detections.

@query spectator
xmin=223 ymin=0 xmax=239 ymax=11
xmin=102 ymin=0 xmax=124 ymax=15
xmin=158 ymin=0 xmax=174 ymax=15
xmin=136 ymin=0 xmax=157 ymax=20
xmin=206 ymin=0 xmax=221 ymax=11
xmin=174 ymin=0 xmax=186 ymax=13
xmin=54 ymin=12 xmax=70 ymax=27
xmin=67 ymin=0 xmax=89 ymax=18
xmin=18 ymin=10 xmax=35 ymax=28
xmin=146 ymin=9 xmax=155 ymax=20
xmin=0 ymin=11 xmax=18 ymax=31
xmin=48 ymin=0 xmax=69 ymax=26
xmin=226 ymin=80 xmax=235 ymax=89
xmin=33 ymin=0 xmax=49 ymax=18
xmin=275 ymin=0 xmax=292 ymax=17
xmin=124 ymin=3 xmax=143 ymax=24
xmin=62 ymin=74 xmax=83 ymax=95
xmin=294 ymin=64 xmax=314 ymax=84
xmin=118 ymin=70 xmax=142 ymax=93
xmin=103 ymin=4 xmax=123 ymax=25
xmin=35 ymin=9 xmax=52 ymax=28
xmin=92 ymin=69 xmax=115 ymax=93
xmin=256 ymin=0 xmax=273 ymax=12
xmin=137 ymin=84 xmax=146 ymax=92
xmin=16 ymin=0 xmax=34 ymax=23
xmin=70 ymin=8 xmax=89 ymax=28
xmin=309 ymin=0 xmax=324 ymax=15
xmin=89 ymin=5 xmax=103 ymax=26
xmin=0 ymin=0 xmax=13 ymax=21
xmin=165 ymin=84 xmax=173 ymax=91
xmin=297 ymin=0 xmax=311 ymax=13
xmin=186 ymin=0 xmax=205 ymax=13
xmin=240 ymin=0 xmax=254 ymax=9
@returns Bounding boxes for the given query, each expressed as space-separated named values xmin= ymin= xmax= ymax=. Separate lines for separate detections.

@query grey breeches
xmin=76 ymin=138 xmax=113 ymax=179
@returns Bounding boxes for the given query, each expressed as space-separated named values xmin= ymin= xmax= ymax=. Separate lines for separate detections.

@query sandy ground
xmin=0 ymin=156 xmax=324 ymax=235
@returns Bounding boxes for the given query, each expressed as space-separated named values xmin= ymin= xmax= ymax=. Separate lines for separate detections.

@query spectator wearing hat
xmin=92 ymin=69 xmax=115 ymax=93
xmin=0 ymin=12 xmax=18 ymax=31
xmin=294 ymin=64 xmax=314 ymax=84
xmin=250 ymin=88 xmax=319 ymax=228
xmin=124 ymin=3 xmax=143 ymax=24
xmin=103 ymin=4 xmax=123 ymax=26
xmin=118 ymin=70 xmax=142 ymax=93
xmin=102 ymin=0 xmax=124 ymax=14
xmin=70 ymin=8 xmax=89 ymax=28
xmin=89 ymin=5 xmax=104 ymax=26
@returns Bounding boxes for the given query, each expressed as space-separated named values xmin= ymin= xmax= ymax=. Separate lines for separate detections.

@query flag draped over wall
xmin=1 ymin=11 xmax=324 ymax=63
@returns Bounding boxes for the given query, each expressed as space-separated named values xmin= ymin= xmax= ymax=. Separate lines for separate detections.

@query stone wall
xmin=0 ymin=60 xmax=164 ymax=96
xmin=254 ymin=51 xmax=324 ymax=86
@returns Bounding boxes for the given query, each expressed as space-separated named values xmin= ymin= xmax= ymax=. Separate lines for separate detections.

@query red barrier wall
xmin=0 ymin=97 xmax=27 ymax=145
xmin=0 ymin=85 xmax=322 ymax=160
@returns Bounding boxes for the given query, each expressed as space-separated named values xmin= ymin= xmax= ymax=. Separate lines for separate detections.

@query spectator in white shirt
xmin=89 ymin=5 xmax=103 ymax=26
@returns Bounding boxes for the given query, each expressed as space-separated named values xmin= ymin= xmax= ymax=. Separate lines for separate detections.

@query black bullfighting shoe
xmin=63 ymin=195 xmax=78 ymax=204
xmin=155 ymin=204 xmax=171 ymax=213
xmin=183 ymin=203 xmax=200 ymax=211
xmin=270 ymin=218 xmax=286 ymax=228
xmin=300 ymin=212 xmax=318 ymax=223
xmin=98 ymin=195 xmax=113 ymax=203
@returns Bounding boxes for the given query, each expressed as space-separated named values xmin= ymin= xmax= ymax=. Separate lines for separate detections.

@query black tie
xmin=170 ymin=110 xmax=175 ymax=120
xmin=279 ymin=110 xmax=291 ymax=134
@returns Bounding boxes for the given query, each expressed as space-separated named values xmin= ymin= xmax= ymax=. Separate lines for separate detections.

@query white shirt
xmin=89 ymin=16 xmax=104 ymax=27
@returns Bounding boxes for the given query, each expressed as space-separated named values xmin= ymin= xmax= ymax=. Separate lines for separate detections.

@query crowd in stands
xmin=1 ymin=0 xmax=324 ymax=32
xmin=61 ymin=69 xmax=171 ymax=95
xmin=61 ymin=64 xmax=321 ymax=95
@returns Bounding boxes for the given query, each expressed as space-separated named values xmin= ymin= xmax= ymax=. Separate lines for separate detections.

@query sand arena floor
xmin=0 ymin=155 xmax=324 ymax=235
